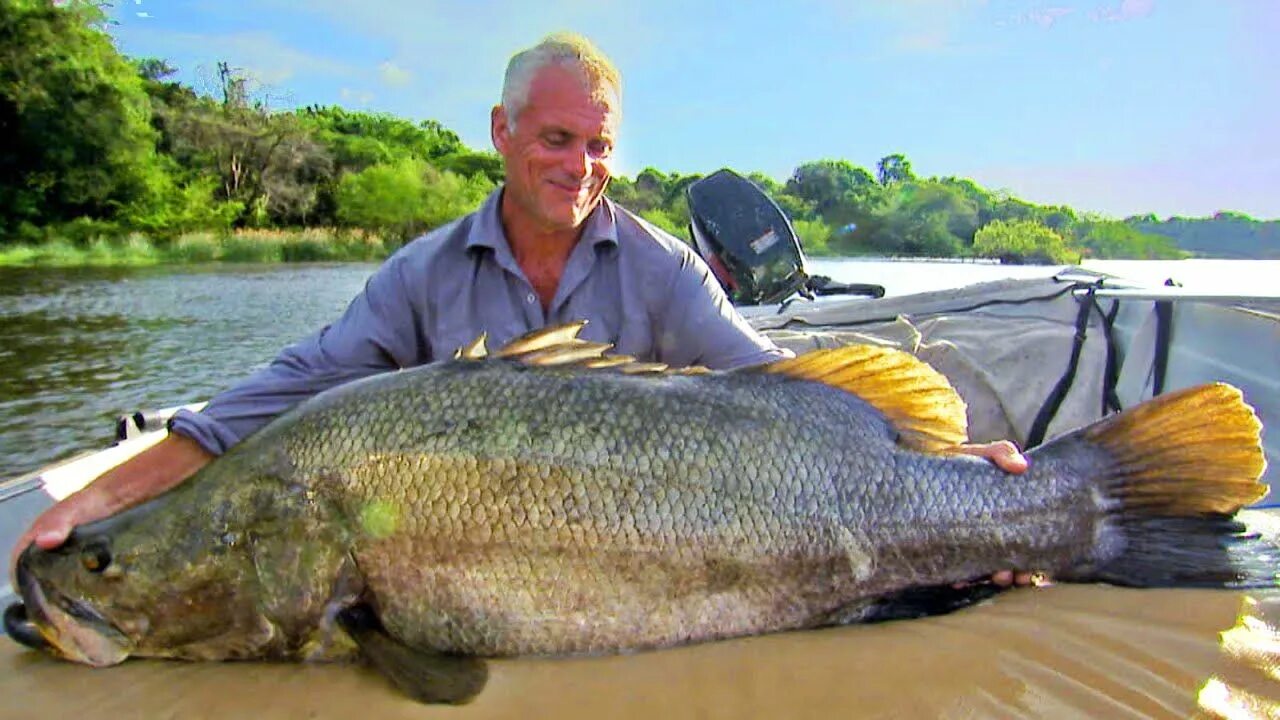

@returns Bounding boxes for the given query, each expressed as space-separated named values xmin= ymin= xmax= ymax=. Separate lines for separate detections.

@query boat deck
xmin=3 ymin=581 xmax=1277 ymax=718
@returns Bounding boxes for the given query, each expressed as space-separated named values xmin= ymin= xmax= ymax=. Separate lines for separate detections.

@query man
xmin=12 ymin=33 xmax=1032 ymax=586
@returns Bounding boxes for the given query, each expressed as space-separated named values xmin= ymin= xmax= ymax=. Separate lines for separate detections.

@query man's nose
xmin=561 ymin=143 xmax=592 ymax=181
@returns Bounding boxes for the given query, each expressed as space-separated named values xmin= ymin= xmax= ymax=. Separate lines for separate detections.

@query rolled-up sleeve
xmin=657 ymin=251 xmax=791 ymax=370
xmin=169 ymin=255 xmax=424 ymax=455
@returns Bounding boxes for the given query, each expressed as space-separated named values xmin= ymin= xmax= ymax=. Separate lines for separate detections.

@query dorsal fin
xmin=453 ymin=333 xmax=489 ymax=360
xmin=492 ymin=321 xmax=590 ymax=358
xmin=456 ymin=322 xmax=711 ymax=374
xmin=755 ymin=345 xmax=968 ymax=452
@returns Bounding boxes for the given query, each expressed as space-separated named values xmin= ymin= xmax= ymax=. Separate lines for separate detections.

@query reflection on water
xmin=1198 ymin=595 xmax=1280 ymax=718
xmin=0 ymin=264 xmax=376 ymax=479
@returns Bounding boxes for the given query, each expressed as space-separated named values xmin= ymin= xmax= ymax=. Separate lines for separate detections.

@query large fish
xmin=6 ymin=323 xmax=1276 ymax=703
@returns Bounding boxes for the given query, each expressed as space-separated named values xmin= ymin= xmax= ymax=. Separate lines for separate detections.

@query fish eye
xmin=81 ymin=544 xmax=112 ymax=574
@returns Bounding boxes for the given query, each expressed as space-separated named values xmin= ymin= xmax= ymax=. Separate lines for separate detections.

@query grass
xmin=0 ymin=228 xmax=397 ymax=267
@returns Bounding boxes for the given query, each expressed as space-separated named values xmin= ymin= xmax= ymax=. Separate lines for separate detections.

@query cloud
xmin=340 ymin=87 xmax=376 ymax=105
xmin=377 ymin=61 xmax=412 ymax=87
xmin=1091 ymin=0 xmax=1155 ymax=22
xmin=1022 ymin=7 xmax=1074 ymax=28
xmin=894 ymin=30 xmax=951 ymax=53
xmin=111 ymin=27 xmax=358 ymax=90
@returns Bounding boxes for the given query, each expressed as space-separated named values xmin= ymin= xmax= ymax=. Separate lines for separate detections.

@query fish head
xmin=12 ymin=497 xmax=272 ymax=664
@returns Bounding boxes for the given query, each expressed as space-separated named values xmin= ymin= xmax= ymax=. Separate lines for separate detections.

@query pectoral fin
xmin=337 ymin=605 xmax=488 ymax=705
xmin=824 ymin=583 xmax=1005 ymax=625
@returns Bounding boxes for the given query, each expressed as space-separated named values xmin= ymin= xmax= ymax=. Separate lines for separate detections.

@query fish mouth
xmin=12 ymin=549 xmax=131 ymax=666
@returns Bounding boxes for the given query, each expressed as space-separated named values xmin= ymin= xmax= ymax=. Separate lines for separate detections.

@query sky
xmin=106 ymin=1 xmax=1279 ymax=220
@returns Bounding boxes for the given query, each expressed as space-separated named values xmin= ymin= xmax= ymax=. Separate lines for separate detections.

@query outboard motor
xmin=686 ymin=169 xmax=883 ymax=306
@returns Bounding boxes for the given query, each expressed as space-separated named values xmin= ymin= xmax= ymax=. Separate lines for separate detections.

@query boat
xmin=2 ymin=171 xmax=1277 ymax=716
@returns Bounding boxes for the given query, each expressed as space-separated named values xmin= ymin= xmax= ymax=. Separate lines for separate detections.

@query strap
xmin=1093 ymin=296 xmax=1124 ymax=415
xmin=1152 ymin=299 xmax=1174 ymax=397
xmin=1026 ymin=283 xmax=1098 ymax=448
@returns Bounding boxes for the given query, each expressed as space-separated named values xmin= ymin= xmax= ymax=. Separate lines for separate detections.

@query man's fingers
xmin=991 ymin=570 xmax=1014 ymax=587
xmin=34 ymin=518 xmax=73 ymax=549
xmin=953 ymin=440 xmax=1029 ymax=474
xmin=986 ymin=441 xmax=1029 ymax=474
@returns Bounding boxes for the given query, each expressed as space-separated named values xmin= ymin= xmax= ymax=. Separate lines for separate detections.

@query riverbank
xmin=0 ymin=229 xmax=394 ymax=267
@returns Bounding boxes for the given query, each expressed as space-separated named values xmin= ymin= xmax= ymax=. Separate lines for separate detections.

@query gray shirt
xmin=170 ymin=189 xmax=788 ymax=455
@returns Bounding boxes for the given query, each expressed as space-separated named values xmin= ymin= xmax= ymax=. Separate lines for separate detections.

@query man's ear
xmin=490 ymin=105 xmax=511 ymax=155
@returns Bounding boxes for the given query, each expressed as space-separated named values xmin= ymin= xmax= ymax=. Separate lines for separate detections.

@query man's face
xmin=492 ymin=64 xmax=619 ymax=233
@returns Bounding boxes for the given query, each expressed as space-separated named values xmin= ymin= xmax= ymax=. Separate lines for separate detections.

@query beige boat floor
xmin=2 ymin=584 xmax=1276 ymax=719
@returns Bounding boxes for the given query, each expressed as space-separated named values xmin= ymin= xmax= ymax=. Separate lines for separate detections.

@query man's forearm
xmin=88 ymin=432 xmax=215 ymax=508
xmin=10 ymin=433 xmax=214 ymax=576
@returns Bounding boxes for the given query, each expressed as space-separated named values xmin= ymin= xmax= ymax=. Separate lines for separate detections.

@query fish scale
xmin=279 ymin=363 xmax=886 ymax=656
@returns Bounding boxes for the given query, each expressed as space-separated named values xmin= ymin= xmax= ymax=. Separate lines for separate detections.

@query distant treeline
xmin=0 ymin=1 xmax=1270 ymax=265
xmin=1127 ymin=213 xmax=1280 ymax=259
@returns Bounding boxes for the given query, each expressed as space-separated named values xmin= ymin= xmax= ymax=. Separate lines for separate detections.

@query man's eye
xmin=543 ymin=133 xmax=569 ymax=147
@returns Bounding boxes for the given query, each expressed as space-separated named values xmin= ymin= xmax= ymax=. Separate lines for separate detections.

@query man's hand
xmin=950 ymin=440 xmax=1049 ymax=589
xmin=952 ymin=440 xmax=1028 ymax=475
xmin=9 ymin=433 xmax=213 ymax=578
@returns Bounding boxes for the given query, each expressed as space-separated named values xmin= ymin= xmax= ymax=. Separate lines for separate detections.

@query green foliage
xmin=0 ymin=228 xmax=392 ymax=266
xmin=791 ymin=219 xmax=834 ymax=256
xmin=785 ymin=160 xmax=878 ymax=220
xmin=973 ymin=219 xmax=1077 ymax=263
xmin=876 ymin=154 xmax=915 ymax=185
xmin=1128 ymin=213 xmax=1280 ymax=259
xmin=0 ymin=4 xmax=1266 ymax=266
xmin=336 ymin=159 xmax=494 ymax=243
xmin=1073 ymin=219 xmax=1186 ymax=259
xmin=0 ymin=0 xmax=163 ymax=231
xmin=637 ymin=208 xmax=686 ymax=238
xmin=299 ymin=107 xmax=463 ymax=169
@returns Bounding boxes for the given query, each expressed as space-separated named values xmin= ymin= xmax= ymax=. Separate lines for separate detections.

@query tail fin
xmin=1051 ymin=383 xmax=1277 ymax=588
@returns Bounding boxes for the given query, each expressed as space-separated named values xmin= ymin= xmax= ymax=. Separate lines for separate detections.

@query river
xmin=1 ymin=258 xmax=1276 ymax=481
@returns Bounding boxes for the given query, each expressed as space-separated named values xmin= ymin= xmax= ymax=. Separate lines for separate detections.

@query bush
xmin=220 ymin=230 xmax=285 ymax=263
xmin=336 ymin=159 xmax=494 ymax=243
xmin=973 ymin=219 xmax=1077 ymax=264
xmin=168 ymin=232 xmax=221 ymax=262
xmin=791 ymin=219 xmax=833 ymax=256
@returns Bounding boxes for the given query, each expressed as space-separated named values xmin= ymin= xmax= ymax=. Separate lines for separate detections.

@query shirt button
xmin=526 ymin=293 xmax=536 ymax=304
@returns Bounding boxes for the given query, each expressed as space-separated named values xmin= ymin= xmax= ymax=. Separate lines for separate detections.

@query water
xmin=0 ymin=264 xmax=377 ymax=480
xmin=1 ymin=258 xmax=1276 ymax=480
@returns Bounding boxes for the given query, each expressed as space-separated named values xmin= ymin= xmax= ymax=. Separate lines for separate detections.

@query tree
xmin=0 ymin=0 xmax=163 ymax=231
xmin=973 ymin=219 xmax=1077 ymax=263
xmin=876 ymin=153 xmax=914 ymax=185
xmin=1073 ymin=219 xmax=1184 ymax=259
xmin=336 ymin=158 xmax=494 ymax=241
xmin=160 ymin=67 xmax=333 ymax=226
xmin=785 ymin=160 xmax=876 ymax=217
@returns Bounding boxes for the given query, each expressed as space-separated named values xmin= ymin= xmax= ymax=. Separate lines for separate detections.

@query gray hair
xmin=501 ymin=32 xmax=622 ymax=131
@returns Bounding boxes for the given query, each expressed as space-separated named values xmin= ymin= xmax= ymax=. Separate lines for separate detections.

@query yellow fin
xmin=1080 ymin=383 xmax=1267 ymax=513
xmin=453 ymin=333 xmax=489 ymax=360
xmin=493 ymin=321 xmax=590 ymax=358
xmin=522 ymin=342 xmax=613 ymax=366
xmin=490 ymin=322 xmax=711 ymax=376
xmin=758 ymin=345 xmax=968 ymax=451
xmin=580 ymin=355 xmax=635 ymax=369
xmin=620 ymin=362 xmax=669 ymax=375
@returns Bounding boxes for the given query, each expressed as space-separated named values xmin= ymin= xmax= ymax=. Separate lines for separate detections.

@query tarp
xmin=754 ymin=275 xmax=1113 ymax=447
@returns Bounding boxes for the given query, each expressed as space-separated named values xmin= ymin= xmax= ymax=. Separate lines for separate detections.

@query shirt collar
xmin=466 ymin=187 xmax=620 ymax=254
